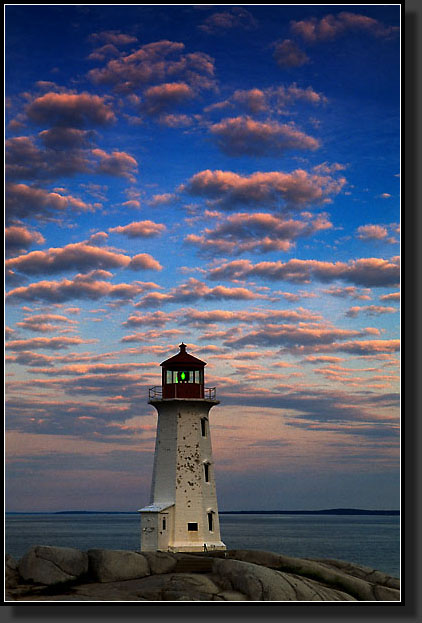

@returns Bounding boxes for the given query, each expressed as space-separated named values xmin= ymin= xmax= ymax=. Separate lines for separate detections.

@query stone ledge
xmin=5 ymin=547 xmax=400 ymax=602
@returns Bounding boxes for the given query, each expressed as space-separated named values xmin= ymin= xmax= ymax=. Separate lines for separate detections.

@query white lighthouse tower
xmin=139 ymin=343 xmax=226 ymax=553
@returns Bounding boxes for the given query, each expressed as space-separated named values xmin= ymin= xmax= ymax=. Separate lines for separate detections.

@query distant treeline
xmin=218 ymin=509 xmax=399 ymax=516
xmin=7 ymin=508 xmax=399 ymax=516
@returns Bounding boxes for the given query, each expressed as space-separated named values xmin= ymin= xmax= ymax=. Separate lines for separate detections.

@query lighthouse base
xmin=166 ymin=541 xmax=226 ymax=553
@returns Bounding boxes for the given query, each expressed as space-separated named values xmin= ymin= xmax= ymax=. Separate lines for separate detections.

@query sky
xmin=5 ymin=4 xmax=400 ymax=512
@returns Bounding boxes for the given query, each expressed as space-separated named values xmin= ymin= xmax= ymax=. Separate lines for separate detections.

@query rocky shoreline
xmin=6 ymin=546 xmax=400 ymax=602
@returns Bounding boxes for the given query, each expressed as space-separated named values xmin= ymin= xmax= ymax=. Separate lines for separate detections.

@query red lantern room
xmin=160 ymin=343 xmax=207 ymax=399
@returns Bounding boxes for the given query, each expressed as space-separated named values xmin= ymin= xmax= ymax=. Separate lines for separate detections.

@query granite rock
xmin=6 ymin=547 xmax=400 ymax=602
xmin=87 ymin=549 xmax=149 ymax=583
xmin=18 ymin=546 xmax=88 ymax=586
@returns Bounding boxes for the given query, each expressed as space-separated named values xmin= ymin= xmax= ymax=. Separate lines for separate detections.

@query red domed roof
xmin=160 ymin=343 xmax=207 ymax=367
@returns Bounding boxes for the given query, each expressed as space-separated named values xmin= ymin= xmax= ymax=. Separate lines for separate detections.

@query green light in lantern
xmin=180 ymin=372 xmax=186 ymax=381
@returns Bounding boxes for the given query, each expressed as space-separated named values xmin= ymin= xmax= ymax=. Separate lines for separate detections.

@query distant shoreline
xmin=6 ymin=508 xmax=399 ymax=516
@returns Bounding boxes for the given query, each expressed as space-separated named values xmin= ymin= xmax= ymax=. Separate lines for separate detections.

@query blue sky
xmin=5 ymin=4 xmax=400 ymax=511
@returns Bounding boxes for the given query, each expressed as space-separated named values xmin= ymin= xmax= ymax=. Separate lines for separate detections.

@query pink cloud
xmin=209 ymin=256 xmax=400 ymax=288
xmin=135 ymin=277 xmax=269 ymax=308
xmin=108 ymin=220 xmax=166 ymax=238
xmin=5 ymin=136 xmax=92 ymax=183
xmin=5 ymin=225 xmax=45 ymax=257
xmin=180 ymin=168 xmax=346 ymax=210
xmin=199 ymin=8 xmax=257 ymax=34
xmin=272 ymin=39 xmax=309 ymax=68
xmin=345 ymin=305 xmax=398 ymax=318
xmin=210 ymin=116 xmax=320 ymax=156
xmin=291 ymin=12 xmax=399 ymax=43
xmin=6 ymin=336 xmax=97 ymax=352
xmin=141 ymin=82 xmax=195 ymax=116
xmin=128 ymin=253 xmax=163 ymax=271
xmin=92 ymin=148 xmax=138 ymax=182
xmin=323 ymin=286 xmax=372 ymax=300
xmin=379 ymin=292 xmax=400 ymax=302
xmin=185 ymin=307 xmax=321 ymax=325
xmin=89 ymin=31 xmax=138 ymax=46
xmin=357 ymin=224 xmax=389 ymax=240
xmin=6 ymin=183 xmax=96 ymax=224
xmin=39 ymin=127 xmax=94 ymax=149
xmin=88 ymin=40 xmax=215 ymax=93
xmin=6 ymin=242 xmax=162 ymax=276
xmin=16 ymin=313 xmax=78 ymax=333
xmin=26 ymin=92 xmax=116 ymax=127
xmin=185 ymin=211 xmax=332 ymax=255
xmin=6 ymin=271 xmax=159 ymax=304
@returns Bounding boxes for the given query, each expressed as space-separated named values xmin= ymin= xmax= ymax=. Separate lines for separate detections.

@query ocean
xmin=5 ymin=512 xmax=400 ymax=579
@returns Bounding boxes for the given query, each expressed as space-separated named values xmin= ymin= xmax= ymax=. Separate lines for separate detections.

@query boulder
xmin=88 ymin=549 xmax=149 ymax=583
xmin=18 ymin=546 xmax=88 ymax=586
xmin=6 ymin=554 xmax=20 ymax=589
xmin=141 ymin=551 xmax=177 ymax=575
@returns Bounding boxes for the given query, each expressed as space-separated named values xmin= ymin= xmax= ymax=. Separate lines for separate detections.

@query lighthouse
xmin=139 ymin=343 xmax=226 ymax=553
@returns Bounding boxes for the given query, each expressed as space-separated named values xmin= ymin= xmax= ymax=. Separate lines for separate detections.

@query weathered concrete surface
xmin=18 ymin=546 xmax=89 ymax=586
xmin=6 ymin=548 xmax=400 ymax=602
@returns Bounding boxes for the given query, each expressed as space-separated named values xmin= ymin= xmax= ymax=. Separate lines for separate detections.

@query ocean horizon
xmin=5 ymin=511 xmax=400 ymax=579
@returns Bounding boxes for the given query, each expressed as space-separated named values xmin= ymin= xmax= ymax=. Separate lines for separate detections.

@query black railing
xmin=148 ymin=386 xmax=162 ymax=400
xmin=148 ymin=386 xmax=217 ymax=400
xmin=204 ymin=387 xmax=217 ymax=400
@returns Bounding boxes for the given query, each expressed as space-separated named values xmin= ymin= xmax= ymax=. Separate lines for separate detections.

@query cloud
xmin=345 ymin=305 xmax=398 ymax=318
xmin=6 ymin=336 xmax=96 ymax=352
xmin=272 ymin=39 xmax=310 ymax=68
xmin=39 ymin=127 xmax=95 ymax=149
xmin=26 ymin=92 xmax=116 ymax=128
xmin=6 ymin=136 xmax=92 ymax=183
xmin=223 ymin=324 xmax=372 ymax=349
xmin=209 ymin=116 xmax=320 ymax=156
xmin=290 ymin=12 xmax=399 ymax=43
xmin=88 ymin=40 xmax=215 ymax=93
xmin=108 ymin=220 xmax=166 ymax=238
xmin=135 ymin=277 xmax=269 ymax=308
xmin=6 ymin=183 xmax=96 ymax=224
xmin=122 ymin=310 xmax=173 ymax=328
xmin=185 ymin=211 xmax=332 ymax=255
xmin=322 ymin=286 xmax=372 ymax=300
xmin=141 ymin=82 xmax=195 ymax=116
xmin=129 ymin=254 xmax=163 ymax=271
xmin=92 ymin=148 xmax=138 ymax=182
xmin=180 ymin=168 xmax=346 ymax=210
xmin=208 ymin=256 xmax=400 ymax=288
xmin=182 ymin=307 xmax=321 ymax=325
xmin=199 ymin=8 xmax=257 ymax=35
xmin=89 ymin=30 xmax=138 ymax=46
xmin=16 ymin=313 xmax=79 ymax=333
xmin=379 ymin=292 xmax=400 ymax=303
xmin=6 ymin=271 xmax=159 ymax=304
xmin=6 ymin=242 xmax=161 ymax=276
xmin=357 ymin=224 xmax=389 ymax=240
xmin=206 ymin=84 xmax=327 ymax=117
xmin=5 ymin=225 xmax=45 ymax=257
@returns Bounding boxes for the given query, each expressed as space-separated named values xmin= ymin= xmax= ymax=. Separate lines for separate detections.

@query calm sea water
xmin=5 ymin=513 xmax=400 ymax=579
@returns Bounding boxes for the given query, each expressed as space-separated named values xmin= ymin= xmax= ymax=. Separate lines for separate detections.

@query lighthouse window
xmin=208 ymin=512 xmax=214 ymax=532
xmin=201 ymin=418 xmax=207 ymax=437
xmin=188 ymin=522 xmax=198 ymax=531
xmin=166 ymin=370 xmax=172 ymax=384
xmin=162 ymin=517 xmax=166 ymax=531
xmin=204 ymin=462 xmax=210 ymax=482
